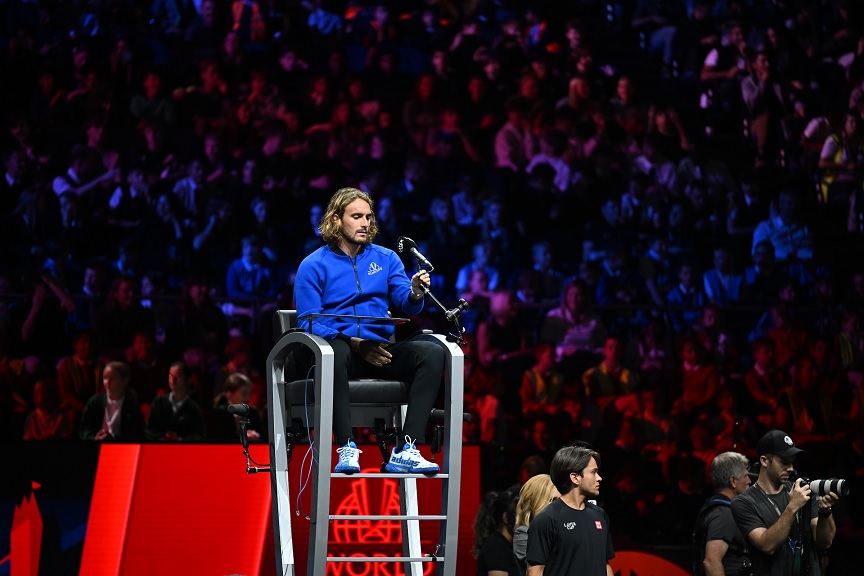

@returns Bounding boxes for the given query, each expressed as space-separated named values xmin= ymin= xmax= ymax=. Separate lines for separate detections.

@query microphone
xmin=397 ymin=236 xmax=435 ymax=272
xmin=228 ymin=403 xmax=252 ymax=417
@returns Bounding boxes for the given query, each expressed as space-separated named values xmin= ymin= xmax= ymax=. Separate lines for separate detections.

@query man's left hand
xmin=817 ymin=492 xmax=840 ymax=512
xmin=410 ymin=270 xmax=431 ymax=297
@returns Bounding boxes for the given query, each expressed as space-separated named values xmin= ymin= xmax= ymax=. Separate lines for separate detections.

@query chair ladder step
xmin=331 ymin=472 xmax=448 ymax=478
xmin=327 ymin=556 xmax=443 ymax=563
xmin=329 ymin=514 xmax=447 ymax=521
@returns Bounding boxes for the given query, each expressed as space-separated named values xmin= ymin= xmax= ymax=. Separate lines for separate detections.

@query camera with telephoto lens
xmin=792 ymin=474 xmax=850 ymax=497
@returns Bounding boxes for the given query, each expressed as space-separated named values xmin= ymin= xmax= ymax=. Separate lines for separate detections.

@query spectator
xmin=582 ymin=335 xmax=640 ymax=419
xmin=91 ymin=276 xmax=155 ymax=361
xmin=57 ymin=330 xmax=102 ymax=426
xmin=79 ymin=361 xmax=145 ymax=442
xmin=455 ymin=242 xmax=501 ymax=296
xmin=702 ymin=245 xmax=746 ymax=306
xmin=665 ymin=261 xmax=707 ymax=335
xmin=225 ymin=234 xmax=278 ymax=299
xmin=540 ymin=278 xmax=605 ymax=374
xmin=210 ymin=372 xmax=263 ymax=442
xmin=751 ymin=188 xmax=813 ymax=262
xmin=23 ymin=378 xmax=72 ymax=440
xmin=519 ymin=341 xmax=577 ymax=427
xmin=145 ymin=361 xmax=206 ymax=441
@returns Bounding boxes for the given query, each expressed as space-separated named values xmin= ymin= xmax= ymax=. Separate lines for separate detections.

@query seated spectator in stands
xmin=693 ymin=304 xmax=739 ymax=377
xmin=708 ymin=387 xmax=757 ymax=453
xmin=699 ymin=20 xmax=749 ymax=117
xmin=765 ymin=301 xmax=809 ymax=373
xmin=127 ymin=331 xmax=167 ymax=414
xmin=640 ymin=235 xmax=675 ymax=307
xmin=833 ymin=307 xmax=864 ymax=373
xmin=169 ymin=274 xmax=228 ymax=368
xmin=625 ymin=317 xmax=675 ymax=378
xmin=129 ymin=70 xmax=176 ymax=126
xmin=818 ymin=112 xmax=864 ymax=208
xmin=92 ymin=276 xmax=155 ymax=361
xmin=455 ymin=241 xmax=501 ymax=296
xmin=582 ymin=335 xmax=640 ymax=418
xmin=23 ymin=378 xmax=72 ymax=440
xmin=145 ymin=361 xmax=206 ymax=441
xmin=106 ymin=165 xmax=151 ymax=244
xmin=743 ymin=337 xmax=785 ymax=427
xmin=519 ymin=341 xmax=578 ymax=428
xmin=741 ymin=52 xmax=788 ymax=166
xmin=476 ymin=289 xmax=534 ymax=419
xmin=10 ymin=269 xmax=77 ymax=369
xmin=526 ymin=129 xmax=573 ymax=193
xmin=57 ymin=330 xmax=102 ymax=426
xmin=243 ymin=196 xmax=283 ymax=266
xmin=209 ymin=372 xmax=263 ymax=442
xmin=672 ymin=336 xmax=718 ymax=420
xmin=51 ymin=144 xmax=118 ymax=202
xmin=541 ymin=278 xmax=605 ymax=371
xmin=44 ymin=192 xmax=97 ymax=267
xmin=595 ymin=244 xmax=644 ymax=334
xmin=582 ymin=197 xmax=629 ymax=263
xmin=225 ymin=234 xmax=277 ymax=299
xmin=522 ymin=240 xmax=564 ymax=303
xmin=702 ymin=245 xmax=746 ymax=306
xmin=517 ymin=417 xmax=561 ymax=472
xmin=459 ymin=268 xmax=493 ymax=332
xmin=478 ymin=197 xmax=523 ymax=281
xmin=777 ymin=355 xmax=846 ymax=438
xmin=494 ymin=96 xmax=535 ymax=175
xmin=665 ymin=261 xmax=706 ymax=335
xmin=636 ymin=386 xmax=679 ymax=450
xmin=172 ymin=157 xmax=211 ymax=226
xmin=423 ymin=196 xmax=468 ymax=299
xmin=751 ymin=188 xmax=813 ymax=262
xmin=743 ymin=240 xmax=787 ymax=304
xmin=79 ymin=361 xmax=145 ymax=441
xmin=632 ymin=134 xmax=678 ymax=197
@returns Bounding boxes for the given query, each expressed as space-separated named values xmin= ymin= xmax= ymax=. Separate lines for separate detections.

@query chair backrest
xmin=272 ymin=310 xmax=298 ymax=339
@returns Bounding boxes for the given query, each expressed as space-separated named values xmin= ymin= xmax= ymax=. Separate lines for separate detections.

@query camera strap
xmin=754 ymin=482 xmax=804 ymax=575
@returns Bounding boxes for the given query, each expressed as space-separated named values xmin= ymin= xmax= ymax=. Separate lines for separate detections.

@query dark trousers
xmin=329 ymin=337 xmax=445 ymax=444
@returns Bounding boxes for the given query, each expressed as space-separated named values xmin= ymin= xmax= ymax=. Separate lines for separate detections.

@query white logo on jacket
xmin=367 ymin=262 xmax=383 ymax=275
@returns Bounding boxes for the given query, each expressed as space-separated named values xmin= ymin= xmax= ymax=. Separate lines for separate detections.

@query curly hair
xmin=471 ymin=489 xmax=517 ymax=558
xmin=319 ymin=187 xmax=379 ymax=245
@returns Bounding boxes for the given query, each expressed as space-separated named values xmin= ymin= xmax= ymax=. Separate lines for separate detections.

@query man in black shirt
xmin=695 ymin=451 xmax=752 ymax=575
xmin=731 ymin=430 xmax=839 ymax=576
xmin=526 ymin=444 xmax=614 ymax=576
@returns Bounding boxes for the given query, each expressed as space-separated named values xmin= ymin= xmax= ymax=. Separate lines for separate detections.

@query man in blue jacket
xmin=294 ymin=187 xmax=444 ymax=474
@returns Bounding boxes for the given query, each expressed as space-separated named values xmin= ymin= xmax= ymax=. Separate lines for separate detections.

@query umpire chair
xmin=266 ymin=310 xmax=465 ymax=576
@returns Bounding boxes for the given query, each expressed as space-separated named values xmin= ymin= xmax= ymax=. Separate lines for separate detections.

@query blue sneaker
xmin=384 ymin=436 xmax=439 ymax=474
xmin=334 ymin=441 xmax=362 ymax=473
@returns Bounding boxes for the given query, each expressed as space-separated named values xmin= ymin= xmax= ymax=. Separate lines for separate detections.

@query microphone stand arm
xmin=418 ymin=284 xmax=470 ymax=347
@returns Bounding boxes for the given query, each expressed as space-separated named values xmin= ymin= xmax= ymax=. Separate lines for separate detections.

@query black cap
xmin=756 ymin=430 xmax=804 ymax=459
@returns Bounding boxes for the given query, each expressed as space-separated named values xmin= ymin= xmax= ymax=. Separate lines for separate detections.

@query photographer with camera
xmin=694 ymin=451 xmax=752 ymax=575
xmin=731 ymin=430 xmax=839 ymax=576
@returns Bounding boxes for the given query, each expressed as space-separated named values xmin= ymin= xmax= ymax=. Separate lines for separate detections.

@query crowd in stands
xmin=4 ymin=0 xmax=864 ymax=551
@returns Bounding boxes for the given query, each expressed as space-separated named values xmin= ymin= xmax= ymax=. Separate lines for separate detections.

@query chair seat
xmin=284 ymin=379 xmax=409 ymax=406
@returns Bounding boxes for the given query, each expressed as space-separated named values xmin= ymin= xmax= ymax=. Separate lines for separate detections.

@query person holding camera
xmin=731 ymin=430 xmax=839 ymax=576
xmin=695 ymin=451 xmax=752 ymax=575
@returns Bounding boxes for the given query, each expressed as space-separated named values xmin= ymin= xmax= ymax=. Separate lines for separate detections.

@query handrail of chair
xmin=297 ymin=312 xmax=410 ymax=333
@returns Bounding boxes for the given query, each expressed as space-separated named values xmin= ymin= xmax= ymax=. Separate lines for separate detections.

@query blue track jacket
xmin=294 ymin=243 xmax=423 ymax=342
